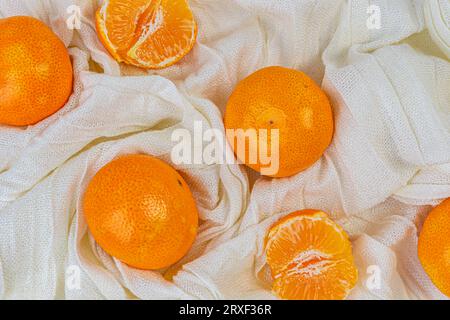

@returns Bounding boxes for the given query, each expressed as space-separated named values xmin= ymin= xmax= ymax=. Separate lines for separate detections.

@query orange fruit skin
xmin=95 ymin=0 xmax=198 ymax=69
xmin=265 ymin=210 xmax=358 ymax=300
xmin=224 ymin=66 xmax=334 ymax=178
xmin=418 ymin=198 xmax=450 ymax=297
xmin=0 ymin=16 xmax=73 ymax=126
xmin=83 ymin=154 xmax=199 ymax=270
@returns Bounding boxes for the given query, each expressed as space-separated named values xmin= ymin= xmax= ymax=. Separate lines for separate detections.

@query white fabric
xmin=0 ymin=0 xmax=449 ymax=300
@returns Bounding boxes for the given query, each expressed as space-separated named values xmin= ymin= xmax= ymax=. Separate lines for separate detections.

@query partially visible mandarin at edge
xmin=418 ymin=198 xmax=450 ymax=297
xmin=0 ymin=16 xmax=73 ymax=126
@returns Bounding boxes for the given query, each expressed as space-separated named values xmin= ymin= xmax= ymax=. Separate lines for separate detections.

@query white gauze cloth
xmin=0 ymin=0 xmax=449 ymax=299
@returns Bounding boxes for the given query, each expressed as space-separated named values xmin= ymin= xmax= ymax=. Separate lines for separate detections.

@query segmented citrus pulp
xmin=224 ymin=66 xmax=334 ymax=178
xmin=96 ymin=0 xmax=197 ymax=69
xmin=418 ymin=198 xmax=450 ymax=297
xmin=0 ymin=16 xmax=73 ymax=126
xmin=265 ymin=210 xmax=358 ymax=300
xmin=83 ymin=154 xmax=199 ymax=270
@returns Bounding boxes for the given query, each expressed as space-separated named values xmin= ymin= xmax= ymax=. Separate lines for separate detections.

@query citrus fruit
xmin=224 ymin=66 xmax=334 ymax=178
xmin=0 ymin=16 xmax=73 ymax=126
xmin=418 ymin=198 xmax=450 ymax=297
xmin=83 ymin=154 xmax=199 ymax=270
xmin=265 ymin=210 xmax=358 ymax=300
xmin=96 ymin=0 xmax=197 ymax=69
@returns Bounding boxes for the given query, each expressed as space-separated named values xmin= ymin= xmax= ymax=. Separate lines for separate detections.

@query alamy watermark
xmin=66 ymin=5 xmax=82 ymax=30
xmin=366 ymin=265 xmax=382 ymax=291
xmin=367 ymin=5 xmax=381 ymax=30
xmin=65 ymin=265 xmax=81 ymax=291
xmin=171 ymin=121 xmax=280 ymax=176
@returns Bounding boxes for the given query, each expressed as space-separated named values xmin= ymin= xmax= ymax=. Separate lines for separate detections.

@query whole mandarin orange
xmin=224 ymin=66 xmax=334 ymax=178
xmin=0 ymin=16 xmax=73 ymax=126
xmin=83 ymin=154 xmax=199 ymax=270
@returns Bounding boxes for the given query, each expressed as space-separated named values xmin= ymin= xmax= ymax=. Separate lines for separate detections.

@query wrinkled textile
xmin=0 ymin=0 xmax=449 ymax=299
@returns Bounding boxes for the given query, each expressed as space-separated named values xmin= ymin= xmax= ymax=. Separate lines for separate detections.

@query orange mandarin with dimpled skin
xmin=224 ymin=66 xmax=334 ymax=178
xmin=0 ymin=16 xmax=73 ymax=126
xmin=418 ymin=198 xmax=450 ymax=297
xmin=83 ymin=154 xmax=199 ymax=270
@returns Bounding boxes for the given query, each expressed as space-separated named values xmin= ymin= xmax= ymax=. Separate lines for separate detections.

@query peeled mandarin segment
xmin=265 ymin=210 xmax=358 ymax=300
xmin=224 ymin=66 xmax=334 ymax=178
xmin=103 ymin=0 xmax=151 ymax=54
xmin=128 ymin=0 xmax=198 ymax=68
xmin=96 ymin=0 xmax=197 ymax=69
xmin=83 ymin=154 xmax=199 ymax=270
xmin=418 ymin=198 xmax=450 ymax=297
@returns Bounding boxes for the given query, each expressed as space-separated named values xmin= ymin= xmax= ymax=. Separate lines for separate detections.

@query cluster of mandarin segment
xmin=265 ymin=210 xmax=358 ymax=300
xmin=96 ymin=0 xmax=197 ymax=69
